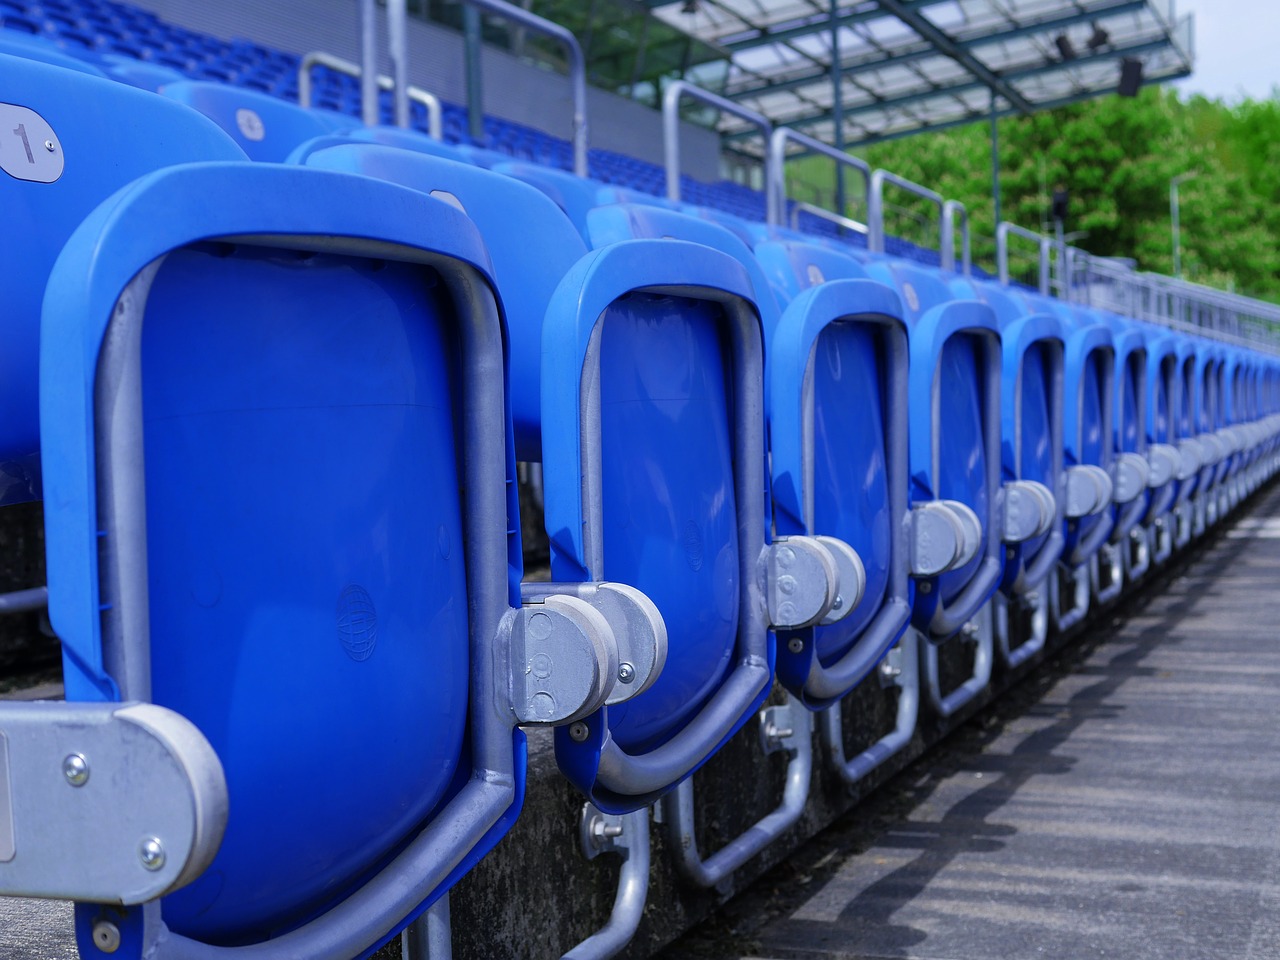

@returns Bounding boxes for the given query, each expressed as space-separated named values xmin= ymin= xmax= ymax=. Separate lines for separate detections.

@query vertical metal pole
xmin=1054 ymin=218 xmax=1065 ymax=298
xmin=1171 ymin=178 xmax=1182 ymax=278
xmin=990 ymin=88 xmax=1002 ymax=229
xmin=830 ymin=0 xmax=845 ymax=224
xmin=464 ymin=4 xmax=484 ymax=143
xmin=359 ymin=0 xmax=379 ymax=126
xmin=401 ymin=895 xmax=452 ymax=960
xmin=387 ymin=0 xmax=409 ymax=128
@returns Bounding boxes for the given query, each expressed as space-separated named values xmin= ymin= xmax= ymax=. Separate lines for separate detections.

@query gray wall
xmin=129 ymin=0 xmax=721 ymax=179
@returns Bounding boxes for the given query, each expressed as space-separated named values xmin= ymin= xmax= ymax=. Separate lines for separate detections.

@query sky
xmin=1176 ymin=0 xmax=1280 ymax=101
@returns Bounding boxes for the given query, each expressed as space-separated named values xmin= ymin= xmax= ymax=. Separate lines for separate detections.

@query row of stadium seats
xmin=2 ymin=27 xmax=1279 ymax=960
xmin=0 ymin=2 xmax=898 ymax=248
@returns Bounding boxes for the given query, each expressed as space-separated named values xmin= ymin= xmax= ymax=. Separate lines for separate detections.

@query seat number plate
xmin=0 ymin=103 xmax=63 ymax=184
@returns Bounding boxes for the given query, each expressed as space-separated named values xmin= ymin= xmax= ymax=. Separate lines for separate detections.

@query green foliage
xmin=784 ymin=87 xmax=1280 ymax=301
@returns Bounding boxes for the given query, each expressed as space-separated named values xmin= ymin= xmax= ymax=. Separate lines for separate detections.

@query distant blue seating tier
xmin=0 ymin=0 xmax=953 ymax=268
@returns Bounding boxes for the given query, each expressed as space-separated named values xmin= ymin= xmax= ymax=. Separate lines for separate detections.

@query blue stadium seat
xmin=1192 ymin=340 xmax=1227 ymax=533
xmin=1015 ymin=293 xmax=1119 ymax=627
xmin=950 ymin=277 xmax=1065 ymax=668
xmin=756 ymin=239 xmax=914 ymax=712
xmin=0 ymin=27 xmax=105 ymax=74
xmin=159 ymin=80 xmax=349 ymax=161
xmin=860 ymin=259 xmax=1004 ymax=643
xmin=1137 ymin=326 xmax=1187 ymax=565
xmin=99 ymin=52 xmax=184 ymax=89
xmin=1171 ymin=335 xmax=1205 ymax=546
xmin=0 ymin=53 xmax=244 ymax=506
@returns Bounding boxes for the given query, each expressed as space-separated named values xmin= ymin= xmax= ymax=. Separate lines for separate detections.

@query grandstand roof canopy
xmin=645 ymin=0 xmax=1194 ymax=149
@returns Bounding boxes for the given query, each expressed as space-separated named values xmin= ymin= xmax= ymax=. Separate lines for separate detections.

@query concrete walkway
xmin=718 ymin=486 xmax=1280 ymax=960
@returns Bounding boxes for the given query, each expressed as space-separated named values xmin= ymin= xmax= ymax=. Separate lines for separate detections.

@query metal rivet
xmin=63 ymin=753 xmax=88 ymax=787
xmin=617 ymin=662 xmax=635 ymax=684
xmin=139 ymin=837 xmax=165 ymax=872
xmin=92 ymin=920 xmax=121 ymax=953
xmin=44 ymin=139 xmax=55 ymax=152
xmin=919 ymin=581 xmax=932 ymax=594
xmin=787 ymin=637 xmax=804 ymax=654
xmin=568 ymin=721 xmax=589 ymax=742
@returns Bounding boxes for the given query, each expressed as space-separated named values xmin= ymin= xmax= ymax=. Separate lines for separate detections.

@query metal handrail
xmin=664 ymin=80 xmax=771 ymax=203
xmin=766 ymin=126 xmax=870 ymax=228
xmin=789 ymin=202 xmax=867 ymax=234
xmin=1071 ymin=250 xmax=1280 ymax=354
xmin=997 ymin=221 xmax=1051 ymax=295
xmin=459 ymin=0 xmax=588 ymax=176
xmin=942 ymin=199 xmax=971 ymax=276
xmin=868 ymin=169 xmax=943 ymax=256
xmin=298 ymin=50 xmax=443 ymax=139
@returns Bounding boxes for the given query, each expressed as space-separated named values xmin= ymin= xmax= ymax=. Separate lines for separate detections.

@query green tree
xmin=782 ymin=87 xmax=1280 ymax=301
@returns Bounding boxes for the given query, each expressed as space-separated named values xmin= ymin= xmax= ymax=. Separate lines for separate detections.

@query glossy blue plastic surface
xmin=300 ymin=143 xmax=586 ymax=460
xmin=598 ymin=295 xmax=741 ymax=751
xmin=0 ymin=32 xmax=106 ymax=75
xmin=952 ymin=279 xmax=1062 ymax=580
xmin=41 ymin=159 xmax=522 ymax=952
xmin=761 ymin=247 xmax=895 ymax=652
xmin=0 ymin=54 xmax=245 ymax=505
xmin=160 ymin=80 xmax=341 ymax=161
xmin=145 ymin=245 xmax=469 ymax=940
xmin=536 ymin=238 xmax=769 ymax=810
xmin=865 ymin=259 xmax=1001 ymax=633
xmin=586 ymin=203 xmax=783 ymax=337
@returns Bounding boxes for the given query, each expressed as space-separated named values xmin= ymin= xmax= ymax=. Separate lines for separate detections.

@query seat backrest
xmin=863 ymin=257 xmax=956 ymax=324
xmin=159 ymin=80 xmax=338 ymax=161
xmin=586 ymin=202 xmax=782 ymax=336
xmin=300 ymin=143 xmax=765 ymax=803
xmin=41 ymin=155 xmax=517 ymax=952
xmin=101 ymin=52 xmax=184 ymax=90
xmin=0 ymin=53 xmax=245 ymax=504
xmin=302 ymin=144 xmax=586 ymax=460
xmin=0 ymin=30 xmax=106 ymax=75
xmin=754 ymin=238 xmax=868 ymax=304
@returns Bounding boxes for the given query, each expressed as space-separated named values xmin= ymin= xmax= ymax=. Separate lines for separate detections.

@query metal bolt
xmin=764 ymin=721 xmax=794 ymax=741
xmin=787 ymin=636 xmax=804 ymax=654
xmin=830 ymin=594 xmax=844 ymax=611
xmin=44 ymin=139 xmax=55 ymax=152
xmin=62 ymin=753 xmax=88 ymax=787
xmin=568 ymin=721 xmax=589 ymax=743
xmin=879 ymin=661 xmax=902 ymax=680
xmin=139 ymin=837 xmax=165 ymax=872
xmin=919 ymin=581 xmax=931 ymax=594
xmin=92 ymin=921 xmax=121 ymax=954
xmin=617 ymin=662 xmax=635 ymax=684
xmin=592 ymin=818 xmax=624 ymax=841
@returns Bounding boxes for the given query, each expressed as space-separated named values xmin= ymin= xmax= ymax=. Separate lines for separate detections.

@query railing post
xmin=766 ymin=126 xmax=870 ymax=230
xmin=459 ymin=0 xmax=589 ymax=176
xmin=663 ymin=80 xmax=771 ymax=204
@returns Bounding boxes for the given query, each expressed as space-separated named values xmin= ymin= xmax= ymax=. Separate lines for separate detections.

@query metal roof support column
xmin=464 ymin=4 xmax=484 ymax=143
xmin=990 ymin=89 xmax=1002 ymax=229
xmin=359 ymin=0 xmax=378 ymax=126
xmin=831 ymin=0 xmax=846 ymax=221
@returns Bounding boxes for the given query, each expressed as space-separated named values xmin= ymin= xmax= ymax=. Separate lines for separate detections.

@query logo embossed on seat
xmin=337 ymin=584 xmax=377 ymax=662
